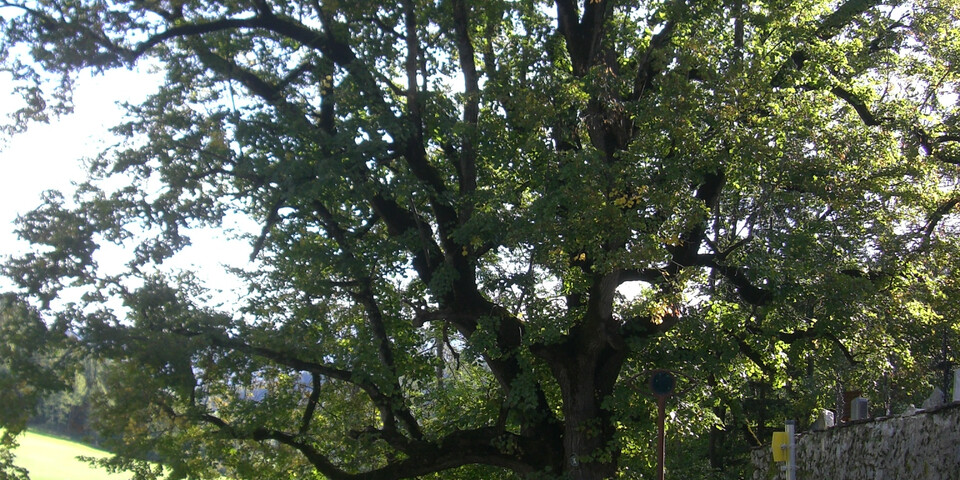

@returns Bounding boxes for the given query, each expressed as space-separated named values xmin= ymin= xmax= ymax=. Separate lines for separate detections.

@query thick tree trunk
xmin=562 ymin=412 xmax=619 ymax=480
xmin=562 ymin=393 xmax=617 ymax=479
xmin=546 ymin=330 xmax=625 ymax=480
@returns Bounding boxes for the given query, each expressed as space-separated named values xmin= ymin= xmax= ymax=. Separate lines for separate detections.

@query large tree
xmin=1 ymin=0 xmax=959 ymax=478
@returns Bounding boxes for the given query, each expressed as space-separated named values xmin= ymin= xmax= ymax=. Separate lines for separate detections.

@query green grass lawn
xmin=12 ymin=431 xmax=131 ymax=480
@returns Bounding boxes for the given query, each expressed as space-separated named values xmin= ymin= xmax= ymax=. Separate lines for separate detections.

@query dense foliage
xmin=2 ymin=0 xmax=959 ymax=478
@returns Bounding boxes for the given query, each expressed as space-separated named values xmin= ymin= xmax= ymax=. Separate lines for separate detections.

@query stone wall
xmin=751 ymin=403 xmax=960 ymax=480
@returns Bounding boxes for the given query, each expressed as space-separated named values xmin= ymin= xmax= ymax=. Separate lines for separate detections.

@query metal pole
xmin=647 ymin=369 xmax=679 ymax=480
xmin=785 ymin=420 xmax=796 ymax=480
xmin=940 ymin=327 xmax=952 ymax=404
xmin=657 ymin=396 xmax=666 ymax=480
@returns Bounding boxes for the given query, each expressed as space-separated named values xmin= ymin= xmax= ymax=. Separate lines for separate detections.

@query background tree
xmin=1 ymin=0 xmax=959 ymax=479
xmin=0 ymin=293 xmax=77 ymax=479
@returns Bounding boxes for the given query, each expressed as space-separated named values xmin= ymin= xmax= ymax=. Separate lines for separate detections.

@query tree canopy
xmin=1 ymin=0 xmax=959 ymax=478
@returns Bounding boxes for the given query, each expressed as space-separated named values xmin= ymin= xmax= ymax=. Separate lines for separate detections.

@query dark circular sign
xmin=650 ymin=371 xmax=676 ymax=396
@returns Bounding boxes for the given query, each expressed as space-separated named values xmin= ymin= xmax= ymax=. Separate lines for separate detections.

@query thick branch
xmin=188 ymin=41 xmax=291 ymax=106
xmin=130 ymin=18 xmax=263 ymax=60
xmin=451 ymin=0 xmax=480 ymax=218
xmin=919 ymin=195 xmax=960 ymax=249
xmin=771 ymin=0 xmax=883 ymax=87
xmin=393 ymin=4 xmax=461 ymax=240
xmin=916 ymin=129 xmax=960 ymax=166
xmin=555 ymin=0 xmax=611 ymax=75
xmin=701 ymin=256 xmax=774 ymax=306
xmin=817 ymin=0 xmax=883 ymax=39
xmin=632 ymin=17 xmax=677 ymax=98
xmin=617 ymin=268 xmax=670 ymax=285
xmin=299 ymin=373 xmax=323 ymax=435
xmin=670 ymin=171 xmax=726 ymax=265
xmin=198 ymin=409 xmax=541 ymax=480
xmin=831 ymin=86 xmax=881 ymax=126
xmin=734 ymin=335 xmax=776 ymax=377
xmin=403 ymin=0 xmax=425 ymax=149
xmin=621 ymin=311 xmax=682 ymax=341
xmin=554 ymin=0 xmax=582 ymax=70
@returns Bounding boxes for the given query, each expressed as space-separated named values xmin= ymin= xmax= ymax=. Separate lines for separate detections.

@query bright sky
xmin=1 ymin=70 xmax=133 ymax=256
xmin=0 ymin=68 xmax=253 ymax=302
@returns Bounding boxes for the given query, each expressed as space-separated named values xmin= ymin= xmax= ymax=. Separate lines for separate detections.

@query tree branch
xmin=188 ymin=40 xmax=284 ymax=103
xmin=201 ymin=409 xmax=538 ymax=480
xmin=733 ymin=335 xmax=776 ymax=378
xmin=919 ymin=195 xmax=960 ymax=249
xmin=831 ymin=86 xmax=881 ymax=126
xmin=617 ymin=268 xmax=670 ymax=285
xmin=197 ymin=329 xmax=419 ymax=451
xmin=311 ymin=200 xmax=424 ymax=440
xmin=700 ymin=256 xmax=774 ymax=306
xmin=817 ymin=0 xmax=883 ymax=39
xmin=130 ymin=18 xmax=263 ymax=61
xmin=915 ymin=128 xmax=960 ymax=166
xmin=451 ymin=0 xmax=480 ymax=220
xmin=555 ymin=0 xmax=612 ymax=75
xmin=632 ymin=15 xmax=677 ymax=98
xmin=299 ymin=373 xmax=323 ymax=435
xmin=770 ymin=0 xmax=883 ymax=87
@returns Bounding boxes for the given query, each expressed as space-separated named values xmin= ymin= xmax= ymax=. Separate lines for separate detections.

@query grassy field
xmin=12 ymin=431 xmax=130 ymax=480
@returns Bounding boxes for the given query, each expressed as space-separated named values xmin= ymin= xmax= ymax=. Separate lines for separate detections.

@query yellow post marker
xmin=771 ymin=431 xmax=789 ymax=462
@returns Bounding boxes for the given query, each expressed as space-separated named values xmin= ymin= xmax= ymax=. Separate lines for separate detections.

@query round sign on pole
xmin=650 ymin=370 xmax=676 ymax=397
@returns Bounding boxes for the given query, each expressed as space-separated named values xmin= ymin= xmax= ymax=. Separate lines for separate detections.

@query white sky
xmin=0 ymin=71 xmax=131 ymax=256
xmin=0 ymin=68 xmax=253 ymax=302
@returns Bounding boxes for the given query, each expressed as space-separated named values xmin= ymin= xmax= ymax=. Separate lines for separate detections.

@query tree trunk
xmin=562 ymin=393 xmax=618 ymax=479
xmin=547 ymin=332 xmax=625 ymax=480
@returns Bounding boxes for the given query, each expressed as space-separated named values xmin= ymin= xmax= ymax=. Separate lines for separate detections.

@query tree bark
xmin=541 ymin=319 xmax=626 ymax=479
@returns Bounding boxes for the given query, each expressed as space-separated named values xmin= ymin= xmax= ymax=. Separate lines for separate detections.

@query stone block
xmin=922 ymin=387 xmax=945 ymax=410
xmin=953 ymin=368 xmax=960 ymax=403
xmin=850 ymin=397 xmax=869 ymax=421
xmin=812 ymin=409 xmax=834 ymax=430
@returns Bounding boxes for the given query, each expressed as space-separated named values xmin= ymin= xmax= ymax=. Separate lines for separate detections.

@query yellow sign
xmin=771 ymin=431 xmax=789 ymax=462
